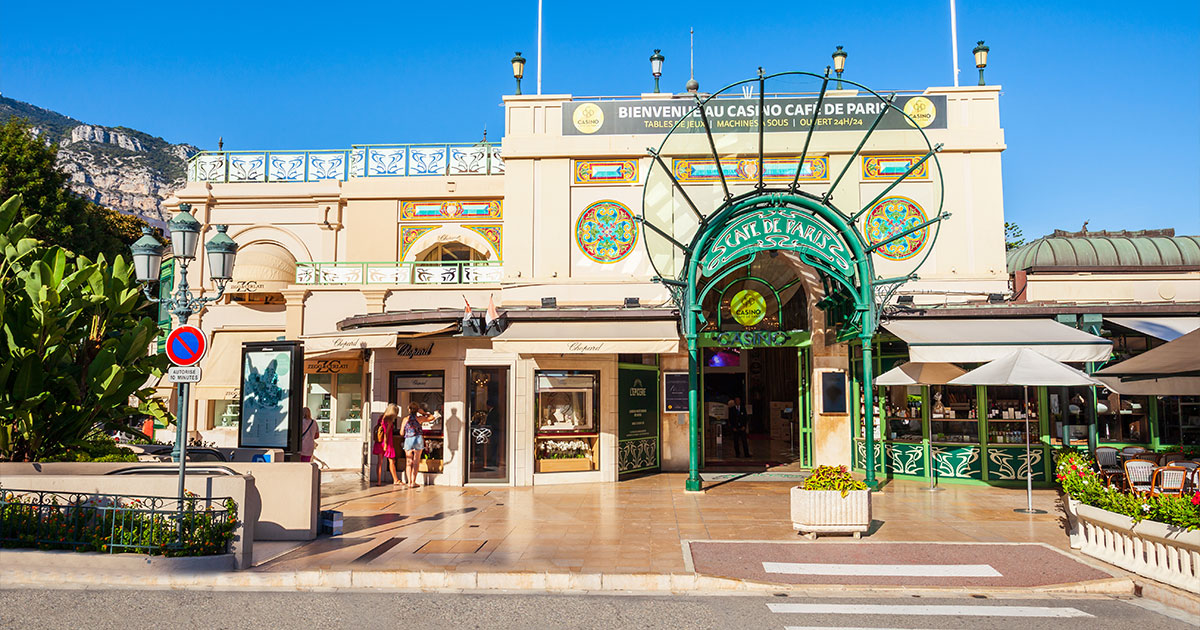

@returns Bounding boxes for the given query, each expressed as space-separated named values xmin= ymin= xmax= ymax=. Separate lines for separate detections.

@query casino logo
xmin=572 ymin=103 xmax=604 ymax=134
xmin=902 ymin=96 xmax=937 ymax=129
xmin=730 ymin=289 xmax=766 ymax=326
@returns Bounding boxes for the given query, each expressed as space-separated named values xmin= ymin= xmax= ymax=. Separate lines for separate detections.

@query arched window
xmin=418 ymin=241 xmax=488 ymax=262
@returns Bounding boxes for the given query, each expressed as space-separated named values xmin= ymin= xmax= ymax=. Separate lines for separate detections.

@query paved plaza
xmin=257 ymin=474 xmax=1082 ymax=583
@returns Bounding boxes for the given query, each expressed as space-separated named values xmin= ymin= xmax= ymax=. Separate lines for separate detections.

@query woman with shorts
xmin=401 ymin=403 xmax=426 ymax=488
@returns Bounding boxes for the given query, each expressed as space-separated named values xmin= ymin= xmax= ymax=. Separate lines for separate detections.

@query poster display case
xmin=535 ymin=371 xmax=600 ymax=472
xmin=393 ymin=371 xmax=445 ymax=472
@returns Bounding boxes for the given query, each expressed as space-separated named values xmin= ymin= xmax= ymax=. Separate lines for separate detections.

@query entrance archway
xmin=639 ymin=70 xmax=948 ymax=490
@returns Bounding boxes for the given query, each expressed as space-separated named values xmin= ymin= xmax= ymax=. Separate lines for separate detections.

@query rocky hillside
xmin=1 ymin=96 xmax=198 ymax=226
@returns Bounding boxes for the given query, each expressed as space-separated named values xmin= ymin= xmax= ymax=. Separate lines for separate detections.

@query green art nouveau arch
xmin=639 ymin=70 xmax=949 ymax=491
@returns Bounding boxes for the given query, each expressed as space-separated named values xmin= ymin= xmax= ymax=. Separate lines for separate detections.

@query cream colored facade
xmin=167 ymin=84 xmax=1011 ymax=484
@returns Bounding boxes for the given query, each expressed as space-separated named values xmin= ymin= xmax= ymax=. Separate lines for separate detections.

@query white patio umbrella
xmin=875 ymin=362 xmax=967 ymax=386
xmin=947 ymin=348 xmax=1102 ymax=514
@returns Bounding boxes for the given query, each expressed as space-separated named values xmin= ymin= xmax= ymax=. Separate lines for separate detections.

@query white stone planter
xmin=1060 ymin=494 xmax=1083 ymax=549
xmin=1075 ymin=503 xmax=1200 ymax=594
xmin=790 ymin=487 xmax=871 ymax=539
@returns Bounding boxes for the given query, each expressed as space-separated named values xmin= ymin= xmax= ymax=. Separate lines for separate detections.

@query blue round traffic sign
xmin=166 ymin=325 xmax=208 ymax=367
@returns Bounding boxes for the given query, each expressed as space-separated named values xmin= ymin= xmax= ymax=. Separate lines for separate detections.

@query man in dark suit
xmin=729 ymin=396 xmax=750 ymax=458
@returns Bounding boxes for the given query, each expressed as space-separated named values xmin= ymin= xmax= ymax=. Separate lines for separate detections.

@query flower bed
xmin=1054 ymin=450 xmax=1198 ymax=531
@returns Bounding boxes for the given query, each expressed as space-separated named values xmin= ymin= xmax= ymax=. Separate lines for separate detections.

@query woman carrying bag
xmin=373 ymin=404 xmax=402 ymax=485
xmin=402 ymin=403 xmax=427 ymax=488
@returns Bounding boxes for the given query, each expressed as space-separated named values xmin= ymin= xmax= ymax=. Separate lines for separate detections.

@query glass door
xmin=467 ymin=367 xmax=508 ymax=482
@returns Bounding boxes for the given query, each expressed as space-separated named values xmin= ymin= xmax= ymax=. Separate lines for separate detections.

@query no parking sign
xmin=165 ymin=325 xmax=208 ymax=367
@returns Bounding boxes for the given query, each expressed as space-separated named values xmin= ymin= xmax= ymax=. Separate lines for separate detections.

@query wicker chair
xmin=1132 ymin=453 xmax=1161 ymax=463
xmin=1093 ymin=446 xmax=1122 ymax=484
xmin=1120 ymin=446 xmax=1146 ymax=462
xmin=1123 ymin=459 xmax=1156 ymax=494
xmin=1160 ymin=452 xmax=1186 ymax=465
xmin=1150 ymin=466 xmax=1189 ymax=497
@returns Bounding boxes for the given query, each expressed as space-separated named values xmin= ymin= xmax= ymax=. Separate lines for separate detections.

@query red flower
xmin=1078 ymin=471 xmax=1086 ymax=477
xmin=1192 ymin=492 xmax=1199 ymax=506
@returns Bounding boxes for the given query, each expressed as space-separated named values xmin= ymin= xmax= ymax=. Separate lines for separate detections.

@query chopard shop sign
xmin=564 ymin=95 xmax=947 ymax=136
xmin=397 ymin=341 xmax=434 ymax=358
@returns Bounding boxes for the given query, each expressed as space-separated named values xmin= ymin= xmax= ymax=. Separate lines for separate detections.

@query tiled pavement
xmin=256 ymin=474 xmax=1072 ymax=575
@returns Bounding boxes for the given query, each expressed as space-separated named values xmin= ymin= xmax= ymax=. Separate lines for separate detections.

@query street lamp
xmin=511 ymin=51 xmax=526 ymax=95
xmin=973 ymin=40 xmax=990 ymax=86
xmin=131 ymin=202 xmax=237 ymax=504
xmin=650 ymin=49 xmax=664 ymax=93
xmin=832 ymin=45 xmax=847 ymax=89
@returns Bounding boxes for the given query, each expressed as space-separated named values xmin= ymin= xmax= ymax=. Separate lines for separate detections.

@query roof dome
xmin=1006 ymin=228 xmax=1200 ymax=273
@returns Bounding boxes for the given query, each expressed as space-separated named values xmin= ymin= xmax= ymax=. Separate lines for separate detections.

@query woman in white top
xmin=299 ymin=407 xmax=320 ymax=463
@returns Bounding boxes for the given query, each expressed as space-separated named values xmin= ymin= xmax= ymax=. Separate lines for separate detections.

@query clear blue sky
xmin=3 ymin=1 xmax=1197 ymax=238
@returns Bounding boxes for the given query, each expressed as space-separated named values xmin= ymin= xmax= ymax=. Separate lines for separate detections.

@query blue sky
xmin=3 ymin=1 xmax=1197 ymax=238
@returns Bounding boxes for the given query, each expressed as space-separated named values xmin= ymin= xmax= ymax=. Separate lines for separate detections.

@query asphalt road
xmin=1 ymin=590 xmax=1194 ymax=630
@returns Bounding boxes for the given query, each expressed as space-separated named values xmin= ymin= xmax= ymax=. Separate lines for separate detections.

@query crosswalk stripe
xmin=767 ymin=603 xmax=1092 ymax=618
xmin=762 ymin=562 xmax=1001 ymax=577
xmin=784 ymin=627 xmax=950 ymax=630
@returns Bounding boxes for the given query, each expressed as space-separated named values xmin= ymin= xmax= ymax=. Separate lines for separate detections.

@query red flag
xmin=462 ymin=295 xmax=473 ymax=325
xmin=486 ymin=294 xmax=499 ymax=327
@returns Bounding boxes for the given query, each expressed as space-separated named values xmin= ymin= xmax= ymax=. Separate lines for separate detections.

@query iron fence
xmin=0 ymin=488 xmax=237 ymax=556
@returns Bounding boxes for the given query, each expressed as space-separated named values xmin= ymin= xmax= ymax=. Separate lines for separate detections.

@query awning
xmin=1105 ymin=316 xmax=1199 ymax=342
xmin=301 ymin=323 xmax=458 ymax=356
xmin=883 ymin=319 xmax=1112 ymax=363
xmin=228 ymin=242 xmax=296 ymax=293
xmin=492 ymin=320 xmax=681 ymax=355
xmin=193 ymin=330 xmax=285 ymax=398
xmin=1094 ymin=329 xmax=1200 ymax=395
xmin=875 ymin=362 xmax=967 ymax=385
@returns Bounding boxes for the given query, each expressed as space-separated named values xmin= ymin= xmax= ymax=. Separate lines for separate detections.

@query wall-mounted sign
xmin=564 ymin=95 xmax=947 ymax=136
xmin=239 ymin=341 xmax=304 ymax=451
xmin=662 ymin=372 xmax=689 ymax=413
xmin=303 ymin=357 xmax=362 ymax=374
xmin=817 ymin=369 xmax=848 ymax=415
xmin=730 ymin=289 xmax=767 ymax=326
xmin=700 ymin=207 xmax=853 ymax=279
xmin=699 ymin=330 xmax=812 ymax=349
xmin=397 ymin=341 xmax=434 ymax=358
xmin=618 ymin=367 xmax=660 ymax=475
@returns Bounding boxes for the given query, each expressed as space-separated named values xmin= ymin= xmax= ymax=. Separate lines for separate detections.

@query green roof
xmin=1007 ymin=228 xmax=1200 ymax=273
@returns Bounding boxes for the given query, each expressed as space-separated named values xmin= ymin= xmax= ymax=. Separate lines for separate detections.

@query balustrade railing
xmin=296 ymin=260 xmax=504 ymax=285
xmin=188 ymin=143 xmax=504 ymax=183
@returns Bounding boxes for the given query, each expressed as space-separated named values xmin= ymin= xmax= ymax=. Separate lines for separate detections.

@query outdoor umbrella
xmin=875 ymin=362 xmax=967 ymax=386
xmin=1094 ymin=328 xmax=1200 ymax=396
xmin=948 ymin=348 xmax=1102 ymax=513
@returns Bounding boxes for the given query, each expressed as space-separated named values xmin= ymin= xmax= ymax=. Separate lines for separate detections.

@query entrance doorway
xmin=703 ymin=346 xmax=807 ymax=467
xmin=466 ymin=367 xmax=507 ymax=482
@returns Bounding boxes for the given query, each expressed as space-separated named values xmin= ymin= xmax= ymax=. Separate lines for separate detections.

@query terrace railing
xmin=296 ymin=260 xmax=504 ymax=285
xmin=0 ymin=488 xmax=237 ymax=556
xmin=187 ymin=142 xmax=504 ymax=183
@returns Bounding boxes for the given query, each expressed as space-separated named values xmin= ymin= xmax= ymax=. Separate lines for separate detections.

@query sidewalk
xmin=256 ymin=474 xmax=1071 ymax=575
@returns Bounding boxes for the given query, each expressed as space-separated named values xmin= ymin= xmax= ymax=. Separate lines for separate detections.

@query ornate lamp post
xmin=650 ymin=49 xmax=665 ymax=93
xmin=832 ymin=45 xmax=848 ymax=89
xmin=511 ymin=51 xmax=526 ymax=95
xmin=973 ymin=40 xmax=990 ymax=86
xmin=130 ymin=203 xmax=237 ymax=499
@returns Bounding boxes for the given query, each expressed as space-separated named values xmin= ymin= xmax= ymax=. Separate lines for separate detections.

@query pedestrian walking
xmin=299 ymin=407 xmax=320 ymax=463
xmin=402 ymin=402 xmax=426 ymax=488
xmin=373 ymin=403 xmax=402 ymax=485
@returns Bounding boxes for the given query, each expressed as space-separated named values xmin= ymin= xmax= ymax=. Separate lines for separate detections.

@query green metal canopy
xmin=1007 ymin=228 xmax=1200 ymax=273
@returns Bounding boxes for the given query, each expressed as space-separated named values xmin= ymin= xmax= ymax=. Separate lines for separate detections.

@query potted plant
xmin=536 ymin=438 xmax=594 ymax=473
xmin=791 ymin=465 xmax=871 ymax=539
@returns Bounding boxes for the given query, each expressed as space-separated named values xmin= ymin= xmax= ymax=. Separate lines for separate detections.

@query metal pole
xmin=862 ymin=337 xmax=877 ymax=489
xmin=1015 ymin=385 xmax=1046 ymax=514
xmin=950 ymin=0 xmax=960 ymax=87
xmin=175 ymin=381 xmax=190 ymax=502
xmin=686 ymin=333 xmax=702 ymax=492
xmin=536 ymin=0 xmax=543 ymax=95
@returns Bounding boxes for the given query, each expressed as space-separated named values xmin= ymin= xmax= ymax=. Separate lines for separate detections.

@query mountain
xmin=0 ymin=95 xmax=199 ymax=226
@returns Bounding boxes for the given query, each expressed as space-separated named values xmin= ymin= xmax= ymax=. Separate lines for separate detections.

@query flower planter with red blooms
xmin=791 ymin=465 xmax=872 ymax=539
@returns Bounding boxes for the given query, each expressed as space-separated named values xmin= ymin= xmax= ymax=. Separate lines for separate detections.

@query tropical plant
xmin=801 ymin=465 xmax=868 ymax=497
xmin=0 ymin=194 xmax=169 ymax=461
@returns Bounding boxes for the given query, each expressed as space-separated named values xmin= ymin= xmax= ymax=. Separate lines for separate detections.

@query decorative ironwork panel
xmin=575 ymin=200 xmax=638 ymax=263
xmin=318 ymin=265 xmax=364 ymax=284
xmin=228 ymin=153 xmax=267 ymax=182
xmin=413 ymin=265 xmax=460 ymax=284
xmin=365 ymin=147 xmax=407 ymax=176
xmin=853 ymin=439 xmax=885 ymax=472
xmin=366 ymin=265 xmax=411 ymax=284
xmin=862 ymin=196 xmax=930 ymax=261
xmin=986 ymin=446 xmax=1046 ymax=481
xmin=463 ymin=264 xmax=503 ymax=283
xmin=619 ymin=437 xmax=658 ymax=471
xmin=190 ymin=154 xmax=226 ymax=182
xmin=489 ymin=146 xmax=505 ymax=174
xmin=885 ymin=442 xmax=926 ymax=475
xmin=931 ymin=445 xmax=982 ymax=479
xmin=267 ymin=153 xmax=306 ymax=182
xmin=295 ymin=264 xmax=317 ymax=284
xmin=308 ymin=151 xmax=348 ymax=181
xmin=573 ymin=159 xmax=638 ymax=184
xmin=399 ymin=200 xmax=503 ymax=221
xmin=350 ymin=148 xmax=366 ymax=178
xmin=673 ymin=156 xmax=827 ymax=183
xmin=408 ymin=146 xmax=448 ymax=175
xmin=863 ymin=154 xmax=929 ymax=181
xmin=449 ymin=145 xmax=489 ymax=175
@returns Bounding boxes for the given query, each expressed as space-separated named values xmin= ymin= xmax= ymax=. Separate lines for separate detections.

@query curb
xmin=0 ymin=568 xmax=1137 ymax=597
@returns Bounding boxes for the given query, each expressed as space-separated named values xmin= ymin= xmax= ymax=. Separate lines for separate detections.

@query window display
xmin=393 ymin=372 xmax=445 ymax=434
xmin=1158 ymin=395 xmax=1200 ymax=447
xmin=1097 ymin=391 xmax=1149 ymax=444
xmin=882 ymin=386 xmax=923 ymax=442
xmin=985 ymin=385 xmax=1035 ymax=444
xmin=536 ymin=373 xmax=598 ymax=433
xmin=306 ymin=374 xmax=334 ymax=434
xmin=928 ymin=385 xmax=979 ymax=444
xmin=335 ymin=373 xmax=364 ymax=434
xmin=212 ymin=399 xmax=240 ymax=428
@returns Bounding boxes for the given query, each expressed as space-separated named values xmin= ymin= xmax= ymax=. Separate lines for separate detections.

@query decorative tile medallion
xmin=573 ymin=159 xmax=638 ymax=185
xmin=399 ymin=226 xmax=438 ymax=260
xmin=673 ymin=156 xmax=827 ymax=183
xmin=465 ymin=225 xmax=502 ymax=258
xmin=399 ymin=200 xmax=502 ymax=221
xmin=862 ymin=154 xmax=929 ymax=181
xmin=575 ymin=200 xmax=638 ymax=264
xmin=863 ymin=196 xmax=929 ymax=261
